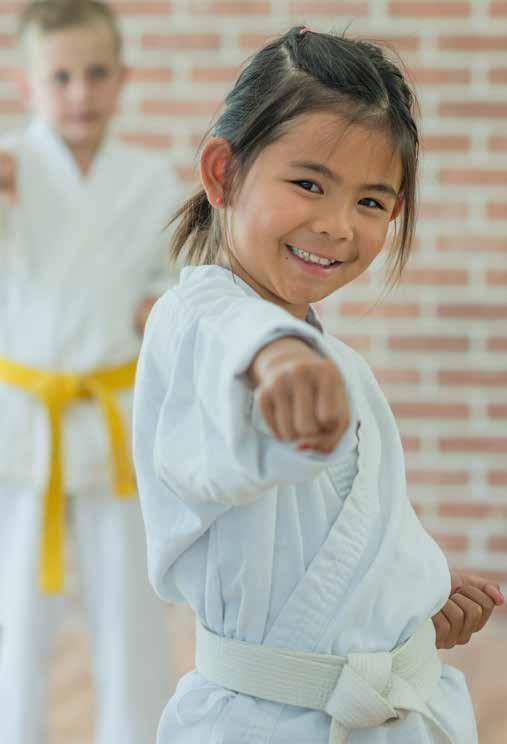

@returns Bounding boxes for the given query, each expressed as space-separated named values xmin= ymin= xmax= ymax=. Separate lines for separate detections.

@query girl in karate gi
xmin=133 ymin=27 xmax=504 ymax=744
xmin=0 ymin=2 xmax=180 ymax=743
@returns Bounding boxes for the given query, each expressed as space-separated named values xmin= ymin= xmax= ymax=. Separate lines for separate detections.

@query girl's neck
xmin=219 ymin=251 xmax=309 ymax=321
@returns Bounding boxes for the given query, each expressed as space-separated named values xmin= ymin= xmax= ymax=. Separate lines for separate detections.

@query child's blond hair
xmin=18 ymin=0 xmax=122 ymax=58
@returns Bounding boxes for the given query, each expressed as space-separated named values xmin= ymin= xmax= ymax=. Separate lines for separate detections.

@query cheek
xmin=360 ymin=220 xmax=390 ymax=263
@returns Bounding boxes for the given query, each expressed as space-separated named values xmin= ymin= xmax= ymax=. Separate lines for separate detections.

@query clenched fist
xmin=248 ymin=337 xmax=349 ymax=454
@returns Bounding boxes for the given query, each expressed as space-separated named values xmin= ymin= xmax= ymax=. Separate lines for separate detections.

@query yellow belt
xmin=0 ymin=356 xmax=137 ymax=594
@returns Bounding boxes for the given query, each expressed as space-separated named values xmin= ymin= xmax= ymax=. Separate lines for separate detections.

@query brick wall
xmin=0 ymin=1 xmax=505 ymax=594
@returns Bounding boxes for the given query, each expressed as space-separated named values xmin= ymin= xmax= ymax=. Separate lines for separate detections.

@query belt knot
xmin=325 ymin=650 xmax=399 ymax=742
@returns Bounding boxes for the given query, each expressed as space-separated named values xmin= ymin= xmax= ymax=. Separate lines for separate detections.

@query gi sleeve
xmin=150 ymin=287 xmax=359 ymax=507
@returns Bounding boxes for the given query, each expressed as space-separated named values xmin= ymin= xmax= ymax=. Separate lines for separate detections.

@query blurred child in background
xmin=0 ymin=2 xmax=180 ymax=742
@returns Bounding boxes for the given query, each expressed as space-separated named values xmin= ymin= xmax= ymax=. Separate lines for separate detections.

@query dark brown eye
xmin=54 ymin=70 xmax=70 ymax=85
xmin=88 ymin=65 xmax=110 ymax=81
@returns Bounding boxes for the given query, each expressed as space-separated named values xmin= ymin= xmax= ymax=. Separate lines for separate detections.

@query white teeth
xmin=288 ymin=245 xmax=336 ymax=267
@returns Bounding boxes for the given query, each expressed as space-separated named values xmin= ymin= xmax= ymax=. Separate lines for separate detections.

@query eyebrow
xmin=289 ymin=160 xmax=399 ymax=199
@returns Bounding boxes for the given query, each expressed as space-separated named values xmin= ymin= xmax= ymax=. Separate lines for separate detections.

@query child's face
xmin=22 ymin=21 xmax=124 ymax=152
xmin=227 ymin=112 xmax=403 ymax=319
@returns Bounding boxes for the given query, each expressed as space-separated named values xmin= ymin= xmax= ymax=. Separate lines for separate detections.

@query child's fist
xmin=432 ymin=572 xmax=504 ymax=650
xmin=249 ymin=337 xmax=349 ymax=454
xmin=0 ymin=150 xmax=17 ymax=204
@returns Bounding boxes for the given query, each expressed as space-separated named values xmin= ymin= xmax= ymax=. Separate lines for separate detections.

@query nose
xmin=311 ymin=203 xmax=354 ymax=243
xmin=68 ymin=77 xmax=92 ymax=105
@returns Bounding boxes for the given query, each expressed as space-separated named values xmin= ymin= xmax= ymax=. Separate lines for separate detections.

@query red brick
xmin=440 ymin=101 xmax=507 ymax=118
xmin=439 ymin=370 xmax=507 ymax=387
xmin=488 ymin=337 xmax=507 ymax=351
xmin=176 ymin=165 xmax=199 ymax=183
xmin=0 ymin=67 xmax=16 ymax=81
xmin=438 ymin=304 xmax=507 ymax=319
xmin=438 ymin=235 xmax=507 ymax=252
xmin=489 ymin=67 xmax=507 ymax=84
xmin=141 ymin=33 xmax=220 ymax=50
xmin=409 ymin=67 xmax=470 ymax=85
xmin=388 ymin=336 xmax=469 ymax=352
xmin=407 ymin=469 xmax=469 ymax=486
xmin=432 ymin=534 xmax=469 ymax=552
xmin=191 ymin=1 xmax=270 ymax=14
xmin=488 ymin=404 xmax=507 ymax=418
xmin=440 ymin=170 xmax=507 ymax=186
xmin=439 ymin=504 xmax=494 ymax=519
xmin=419 ymin=201 xmax=468 ymax=219
xmin=335 ymin=336 xmax=371 ymax=351
xmin=489 ymin=135 xmax=507 ymax=152
xmin=391 ymin=402 xmax=469 ymax=419
xmin=401 ymin=268 xmax=468 ymax=285
xmin=0 ymin=3 xmax=24 ymax=12
xmin=487 ymin=270 xmax=507 ymax=285
xmin=191 ymin=66 xmax=239 ymax=83
xmin=374 ymin=368 xmax=421 ymax=385
xmin=238 ymin=32 xmax=276 ymax=49
xmin=459 ymin=567 xmax=507 ymax=584
xmin=374 ymin=35 xmax=421 ymax=53
xmin=488 ymin=471 xmax=507 ymax=485
xmin=489 ymin=1 xmax=507 ymax=15
xmin=439 ymin=35 xmax=507 ymax=52
xmin=340 ymin=302 xmax=420 ymax=318
xmin=488 ymin=537 xmax=507 ymax=553
xmin=0 ymin=35 xmax=15 ymax=48
xmin=120 ymin=133 xmax=172 ymax=149
xmin=487 ymin=203 xmax=507 ymax=219
xmin=141 ymin=100 xmax=221 ymax=116
xmin=440 ymin=437 xmax=507 ymax=454
xmin=0 ymin=100 xmax=23 ymax=114
xmin=127 ymin=67 xmax=173 ymax=83
xmin=113 ymin=1 xmax=171 ymax=12
xmin=423 ymin=135 xmax=470 ymax=152
xmin=389 ymin=1 xmax=469 ymax=16
xmin=402 ymin=436 xmax=421 ymax=452
xmin=289 ymin=1 xmax=369 ymax=15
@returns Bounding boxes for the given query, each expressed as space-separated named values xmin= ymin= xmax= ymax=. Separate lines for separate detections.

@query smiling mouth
xmin=286 ymin=244 xmax=342 ymax=268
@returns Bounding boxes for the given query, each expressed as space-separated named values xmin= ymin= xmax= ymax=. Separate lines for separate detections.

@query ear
xmin=13 ymin=69 xmax=32 ymax=110
xmin=118 ymin=64 xmax=128 ymax=88
xmin=389 ymin=196 xmax=403 ymax=222
xmin=200 ymin=137 xmax=233 ymax=208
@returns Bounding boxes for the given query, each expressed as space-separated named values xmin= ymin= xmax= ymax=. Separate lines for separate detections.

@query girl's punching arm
xmin=150 ymin=283 xmax=359 ymax=508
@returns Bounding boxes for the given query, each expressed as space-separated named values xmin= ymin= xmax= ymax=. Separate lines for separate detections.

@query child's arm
xmin=0 ymin=150 xmax=17 ymax=205
xmin=432 ymin=572 xmax=504 ymax=649
xmin=248 ymin=336 xmax=350 ymax=454
xmin=134 ymin=295 xmax=158 ymax=336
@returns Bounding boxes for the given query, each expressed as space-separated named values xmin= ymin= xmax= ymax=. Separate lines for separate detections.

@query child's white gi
xmin=133 ymin=265 xmax=478 ymax=744
xmin=0 ymin=119 xmax=181 ymax=744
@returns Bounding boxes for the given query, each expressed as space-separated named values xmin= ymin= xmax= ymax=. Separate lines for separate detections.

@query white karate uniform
xmin=0 ymin=119 xmax=181 ymax=744
xmin=133 ymin=265 xmax=478 ymax=744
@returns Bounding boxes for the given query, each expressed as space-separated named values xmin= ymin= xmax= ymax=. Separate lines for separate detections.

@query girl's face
xmin=226 ymin=112 xmax=403 ymax=319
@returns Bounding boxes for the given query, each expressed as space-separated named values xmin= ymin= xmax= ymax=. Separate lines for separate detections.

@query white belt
xmin=196 ymin=619 xmax=454 ymax=743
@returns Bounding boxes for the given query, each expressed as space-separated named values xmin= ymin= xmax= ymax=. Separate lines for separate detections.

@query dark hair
xmin=18 ymin=0 xmax=122 ymax=59
xmin=171 ymin=27 xmax=419 ymax=284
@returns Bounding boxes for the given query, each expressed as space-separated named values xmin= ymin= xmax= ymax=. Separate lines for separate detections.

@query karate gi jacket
xmin=0 ymin=119 xmax=181 ymax=494
xmin=133 ymin=265 xmax=477 ymax=744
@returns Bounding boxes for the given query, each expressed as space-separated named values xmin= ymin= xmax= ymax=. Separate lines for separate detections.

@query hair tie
xmin=299 ymin=26 xmax=311 ymax=35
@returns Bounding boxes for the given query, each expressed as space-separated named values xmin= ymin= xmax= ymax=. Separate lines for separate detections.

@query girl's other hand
xmin=0 ymin=150 xmax=17 ymax=205
xmin=134 ymin=295 xmax=158 ymax=335
xmin=432 ymin=572 xmax=505 ymax=650
xmin=248 ymin=337 xmax=349 ymax=454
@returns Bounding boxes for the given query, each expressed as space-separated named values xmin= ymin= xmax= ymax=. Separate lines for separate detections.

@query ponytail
xmin=169 ymin=188 xmax=223 ymax=266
